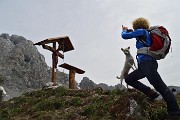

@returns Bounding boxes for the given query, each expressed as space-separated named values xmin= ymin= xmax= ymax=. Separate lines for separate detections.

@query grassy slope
xmin=0 ymin=86 xmax=177 ymax=120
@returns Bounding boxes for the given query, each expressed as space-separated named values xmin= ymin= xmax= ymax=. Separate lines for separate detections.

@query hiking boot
xmin=144 ymin=89 xmax=159 ymax=101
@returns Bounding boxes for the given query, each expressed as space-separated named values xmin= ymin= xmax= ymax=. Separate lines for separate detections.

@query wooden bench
xmin=59 ymin=63 xmax=85 ymax=89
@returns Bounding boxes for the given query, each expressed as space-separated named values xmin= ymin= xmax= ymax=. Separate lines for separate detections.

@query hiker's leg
xmin=140 ymin=60 xmax=180 ymax=113
xmin=125 ymin=68 xmax=151 ymax=93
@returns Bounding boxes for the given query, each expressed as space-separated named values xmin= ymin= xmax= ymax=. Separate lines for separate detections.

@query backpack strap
xmin=137 ymin=33 xmax=149 ymax=47
xmin=138 ymin=37 xmax=148 ymax=47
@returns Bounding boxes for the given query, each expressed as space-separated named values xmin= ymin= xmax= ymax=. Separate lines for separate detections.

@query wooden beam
xmin=69 ymin=69 xmax=76 ymax=89
xmin=52 ymin=42 xmax=56 ymax=84
xmin=42 ymin=44 xmax=64 ymax=59
xmin=59 ymin=63 xmax=85 ymax=74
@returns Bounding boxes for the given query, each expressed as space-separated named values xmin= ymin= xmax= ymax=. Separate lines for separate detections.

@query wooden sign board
xmin=59 ymin=63 xmax=85 ymax=74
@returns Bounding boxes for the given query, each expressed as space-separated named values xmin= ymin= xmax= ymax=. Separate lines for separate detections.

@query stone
xmin=79 ymin=77 xmax=126 ymax=90
xmin=79 ymin=77 xmax=97 ymax=89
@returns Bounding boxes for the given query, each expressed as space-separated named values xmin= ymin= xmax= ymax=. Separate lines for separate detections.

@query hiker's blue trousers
xmin=125 ymin=59 xmax=180 ymax=112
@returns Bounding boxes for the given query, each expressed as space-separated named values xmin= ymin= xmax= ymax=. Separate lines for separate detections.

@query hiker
xmin=121 ymin=17 xmax=180 ymax=119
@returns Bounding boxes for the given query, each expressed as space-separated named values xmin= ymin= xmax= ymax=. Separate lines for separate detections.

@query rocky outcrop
xmin=0 ymin=33 xmax=68 ymax=99
xmin=79 ymin=77 xmax=97 ymax=89
xmin=79 ymin=77 xmax=126 ymax=90
xmin=96 ymin=83 xmax=109 ymax=90
xmin=0 ymin=86 xmax=170 ymax=120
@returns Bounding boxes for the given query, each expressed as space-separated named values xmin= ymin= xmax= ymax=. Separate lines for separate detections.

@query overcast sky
xmin=0 ymin=0 xmax=180 ymax=87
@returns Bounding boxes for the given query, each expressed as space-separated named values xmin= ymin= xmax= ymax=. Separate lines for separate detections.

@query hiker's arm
xmin=121 ymin=29 xmax=146 ymax=39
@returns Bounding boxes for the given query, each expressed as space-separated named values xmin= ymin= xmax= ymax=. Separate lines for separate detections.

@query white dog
xmin=117 ymin=47 xmax=137 ymax=89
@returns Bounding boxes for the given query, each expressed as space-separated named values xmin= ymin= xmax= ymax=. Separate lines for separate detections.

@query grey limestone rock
xmin=0 ymin=33 xmax=68 ymax=100
xmin=79 ymin=77 xmax=126 ymax=90
xmin=79 ymin=77 xmax=97 ymax=89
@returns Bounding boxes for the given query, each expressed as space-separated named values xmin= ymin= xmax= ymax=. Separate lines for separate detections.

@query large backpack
xmin=137 ymin=26 xmax=171 ymax=60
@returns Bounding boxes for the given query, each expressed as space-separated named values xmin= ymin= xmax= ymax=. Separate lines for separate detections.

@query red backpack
xmin=137 ymin=26 xmax=171 ymax=60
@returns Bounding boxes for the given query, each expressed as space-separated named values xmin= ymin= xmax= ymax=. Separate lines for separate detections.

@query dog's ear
xmin=121 ymin=48 xmax=124 ymax=51
xmin=128 ymin=46 xmax=130 ymax=49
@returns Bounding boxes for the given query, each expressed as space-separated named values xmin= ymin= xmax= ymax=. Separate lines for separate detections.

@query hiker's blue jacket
xmin=121 ymin=29 xmax=153 ymax=63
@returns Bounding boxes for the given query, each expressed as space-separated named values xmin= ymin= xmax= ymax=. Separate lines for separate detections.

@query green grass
xmin=0 ymin=86 xmax=175 ymax=120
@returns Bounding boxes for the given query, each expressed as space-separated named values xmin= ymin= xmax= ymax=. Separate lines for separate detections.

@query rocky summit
xmin=0 ymin=33 xmax=69 ymax=99
xmin=0 ymin=86 xmax=174 ymax=120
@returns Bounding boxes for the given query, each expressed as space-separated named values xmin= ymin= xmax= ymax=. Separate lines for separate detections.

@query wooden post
xmin=59 ymin=63 xmax=85 ymax=89
xmin=52 ymin=42 xmax=56 ymax=84
xmin=69 ymin=69 xmax=76 ymax=89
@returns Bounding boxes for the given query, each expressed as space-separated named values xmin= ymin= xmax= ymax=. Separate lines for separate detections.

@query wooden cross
xmin=34 ymin=36 xmax=74 ymax=85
